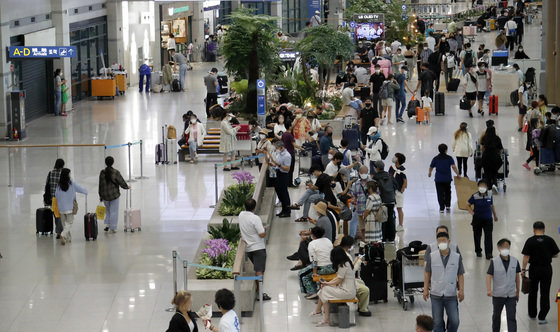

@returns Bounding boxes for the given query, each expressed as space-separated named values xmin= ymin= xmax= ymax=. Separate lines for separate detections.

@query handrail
xmin=0 ymin=144 xmax=105 ymax=148
xmin=252 ymin=160 xmax=268 ymax=210
xmin=232 ymin=240 xmax=247 ymax=276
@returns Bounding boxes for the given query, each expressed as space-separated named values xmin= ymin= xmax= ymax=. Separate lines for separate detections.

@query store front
xmin=159 ymin=3 xmax=194 ymax=65
xmin=69 ymin=16 xmax=109 ymax=102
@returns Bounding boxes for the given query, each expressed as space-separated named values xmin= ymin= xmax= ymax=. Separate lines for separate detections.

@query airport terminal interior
xmin=0 ymin=0 xmax=560 ymax=331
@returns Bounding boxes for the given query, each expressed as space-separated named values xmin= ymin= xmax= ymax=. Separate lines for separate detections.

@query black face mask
xmin=365 ymin=103 xmax=372 ymax=107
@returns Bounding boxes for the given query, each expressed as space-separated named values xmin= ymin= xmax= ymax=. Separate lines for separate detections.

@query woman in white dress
xmin=219 ymin=112 xmax=239 ymax=171
xmin=310 ymin=246 xmax=357 ymax=327
xmin=273 ymin=114 xmax=287 ymax=140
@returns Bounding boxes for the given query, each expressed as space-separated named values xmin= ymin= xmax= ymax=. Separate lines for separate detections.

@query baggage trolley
xmin=391 ymin=252 xmax=425 ymax=311
xmin=534 ymin=147 xmax=558 ymax=175
xmin=496 ymin=149 xmax=509 ymax=192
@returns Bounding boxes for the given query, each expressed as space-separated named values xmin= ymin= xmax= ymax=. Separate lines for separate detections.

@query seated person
xmin=249 ymin=118 xmax=261 ymax=137
xmin=310 ymin=246 xmax=357 ymax=327
xmin=339 ymin=235 xmax=371 ymax=317
xmin=178 ymin=112 xmax=190 ymax=148
xmin=291 ymin=165 xmax=338 ymax=222
xmin=184 ymin=113 xmax=206 ymax=162
xmin=333 ymin=168 xmax=355 ymax=207
xmin=325 ymin=151 xmax=358 ymax=178
xmin=298 ymin=226 xmax=335 ymax=299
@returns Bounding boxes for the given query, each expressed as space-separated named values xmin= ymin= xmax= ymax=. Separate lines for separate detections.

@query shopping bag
xmin=522 ymin=121 xmax=529 ymax=133
xmin=96 ymin=204 xmax=107 ymax=220
xmin=521 ymin=276 xmax=531 ymax=294
xmin=454 ymin=176 xmax=479 ymax=210
xmin=52 ymin=197 xmax=60 ymax=218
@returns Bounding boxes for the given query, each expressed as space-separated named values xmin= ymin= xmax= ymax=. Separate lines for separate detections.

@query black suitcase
xmin=407 ymin=99 xmax=421 ymax=118
xmin=172 ymin=79 xmax=181 ymax=92
xmin=447 ymin=78 xmax=460 ymax=92
xmin=342 ymin=129 xmax=361 ymax=150
xmin=155 ymin=126 xmax=168 ymax=164
xmin=360 ymin=261 xmax=388 ymax=303
xmin=84 ymin=213 xmax=98 ymax=241
xmin=434 ymin=92 xmax=445 ymax=115
xmin=36 ymin=207 xmax=54 ymax=235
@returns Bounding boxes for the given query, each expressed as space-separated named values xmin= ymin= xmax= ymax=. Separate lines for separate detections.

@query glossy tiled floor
xmin=1 ymin=17 xmax=559 ymax=332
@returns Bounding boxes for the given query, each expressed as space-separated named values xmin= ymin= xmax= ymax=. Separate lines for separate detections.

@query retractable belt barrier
xmin=104 ymin=140 xmax=148 ymax=181
xmin=210 ymin=154 xmax=264 ymax=207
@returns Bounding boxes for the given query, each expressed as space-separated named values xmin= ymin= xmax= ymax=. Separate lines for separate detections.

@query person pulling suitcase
xmin=55 ymin=168 xmax=88 ymax=245
xmin=98 ymin=156 xmax=130 ymax=233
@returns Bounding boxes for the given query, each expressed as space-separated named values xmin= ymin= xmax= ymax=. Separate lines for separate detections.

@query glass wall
xmin=70 ymin=17 xmax=109 ymax=102
xmin=282 ymin=0 xmax=305 ymax=34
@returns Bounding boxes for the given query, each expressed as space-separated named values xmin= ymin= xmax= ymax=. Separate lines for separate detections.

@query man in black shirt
xmin=356 ymin=41 xmax=368 ymax=63
xmin=521 ymin=221 xmax=560 ymax=324
xmin=414 ymin=63 xmax=437 ymax=100
xmin=291 ymin=164 xmax=337 ymax=222
xmin=369 ymin=64 xmax=385 ymax=114
xmin=359 ymin=97 xmax=379 ymax=144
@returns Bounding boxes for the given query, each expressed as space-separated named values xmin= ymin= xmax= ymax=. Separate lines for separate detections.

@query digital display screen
xmin=355 ymin=22 xmax=385 ymax=41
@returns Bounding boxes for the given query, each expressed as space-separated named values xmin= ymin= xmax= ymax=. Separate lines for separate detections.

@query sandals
xmin=316 ymin=321 xmax=330 ymax=327
xmin=295 ymin=217 xmax=308 ymax=223
xmin=289 ymin=204 xmax=301 ymax=210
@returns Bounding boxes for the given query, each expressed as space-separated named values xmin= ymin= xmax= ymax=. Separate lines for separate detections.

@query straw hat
xmin=313 ymin=201 xmax=327 ymax=216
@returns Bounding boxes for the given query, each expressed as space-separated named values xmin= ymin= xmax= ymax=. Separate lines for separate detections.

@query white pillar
xmin=271 ymin=1 xmax=282 ymax=29
xmin=0 ymin=16 xmax=11 ymax=135
xmin=51 ymin=0 xmax=72 ymax=110
xmin=191 ymin=2 xmax=205 ymax=62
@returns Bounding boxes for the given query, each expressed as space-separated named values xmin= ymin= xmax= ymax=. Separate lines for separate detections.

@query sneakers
xmin=60 ymin=236 xmax=66 ymax=245
xmin=110 ymin=229 xmax=117 ymax=234
xmin=522 ymin=163 xmax=531 ymax=170
xmin=305 ymin=293 xmax=318 ymax=300
xmin=538 ymin=319 xmax=548 ymax=325
xmin=396 ymin=225 xmax=404 ymax=232
xmin=446 ymin=207 xmax=451 ymax=212
xmin=492 ymin=185 xmax=498 ymax=194
xmin=104 ymin=227 xmax=109 ymax=232
xmin=439 ymin=210 xmax=444 ymax=214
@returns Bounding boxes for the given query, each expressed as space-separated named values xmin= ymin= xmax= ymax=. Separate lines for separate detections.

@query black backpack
xmin=525 ymin=67 xmax=536 ymax=83
xmin=379 ymin=138 xmax=389 ymax=160
xmin=464 ymin=50 xmax=474 ymax=68
xmin=172 ymin=79 xmax=181 ymax=92
xmin=362 ymin=242 xmax=384 ymax=264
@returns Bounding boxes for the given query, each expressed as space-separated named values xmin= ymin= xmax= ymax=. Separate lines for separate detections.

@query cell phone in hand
xmin=205 ymin=320 xmax=212 ymax=329
xmin=319 ymin=278 xmax=326 ymax=283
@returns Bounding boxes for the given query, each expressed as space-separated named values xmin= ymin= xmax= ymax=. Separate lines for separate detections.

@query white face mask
xmin=259 ymin=134 xmax=266 ymax=140
xmin=328 ymin=154 xmax=333 ymax=160
xmin=438 ymin=242 xmax=448 ymax=251
xmin=360 ymin=173 xmax=369 ymax=180
xmin=479 ymin=187 xmax=487 ymax=194
xmin=392 ymin=157 xmax=398 ymax=164
xmin=500 ymin=249 xmax=510 ymax=257
xmin=376 ymin=70 xmax=381 ymax=74
xmin=190 ymin=119 xmax=196 ymax=124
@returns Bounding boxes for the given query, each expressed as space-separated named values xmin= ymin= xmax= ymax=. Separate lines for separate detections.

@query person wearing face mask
xmin=395 ymin=66 xmax=413 ymax=123
xmin=514 ymin=45 xmax=529 ymax=59
xmin=255 ymin=129 xmax=272 ymax=171
xmin=424 ymin=225 xmax=461 ymax=267
xmin=486 ymin=238 xmax=520 ymax=332
xmin=429 ymin=144 xmax=460 ymax=213
xmin=319 ymin=126 xmax=335 ymax=168
xmin=413 ymin=63 xmax=437 ymax=101
xmin=372 ymin=160 xmax=398 ymax=242
xmin=219 ymin=113 xmax=240 ymax=171
xmin=475 ymin=62 xmax=489 ymax=115
xmin=274 ymin=114 xmax=287 ymax=140
xmin=388 ymin=153 xmax=407 ymax=232
xmin=452 ymin=122 xmax=474 ymax=177
xmin=364 ymin=126 xmax=383 ymax=175
xmin=267 ymin=141 xmax=292 ymax=218
xmin=339 ymin=236 xmax=371 ymax=316
xmin=467 ymin=181 xmax=498 ymax=259
xmin=359 ymin=98 xmax=379 ymax=143
xmin=369 ymin=64 xmax=386 ymax=113
xmin=350 ymin=165 xmax=370 ymax=240
xmin=290 ymin=164 xmax=337 ymax=223
xmin=517 ymin=79 xmax=531 ymax=131
xmin=184 ymin=114 xmax=206 ymax=163
xmin=462 ymin=65 xmax=478 ymax=118
xmin=423 ymin=232 xmax=465 ymax=332
xmin=392 ymin=48 xmax=405 ymax=74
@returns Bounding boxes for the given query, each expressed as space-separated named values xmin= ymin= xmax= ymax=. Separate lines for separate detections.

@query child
xmin=419 ymin=90 xmax=432 ymax=124
xmin=61 ymin=80 xmax=69 ymax=116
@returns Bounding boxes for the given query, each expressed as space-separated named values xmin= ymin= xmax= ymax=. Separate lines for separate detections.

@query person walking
xmin=486 ymin=238 xmax=520 ymax=332
xmin=239 ymin=198 xmax=271 ymax=301
xmin=169 ymin=49 xmax=188 ymax=91
xmin=480 ymin=126 xmax=503 ymax=193
xmin=380 ymin=74 xmax=400 ymax=125
xmin=395 ymin=66 xmax=412 ymax=123
xmin=521 ymin=221 xmax=560 ymax=324
xmin=98 ymin=156 xmax=130 ymax=233
xmin=463 ymin=65 xmax=479 ymax=118
xmin=44 ymin=159 xmax=65 ymax=238
xmin=268 ymin=141 xmax=292 ymax=218
xmin=310 ymin=10 xmax=321 ymax=27
xmin=54 ymin=168 xmax=88 ymax=245
xmin=350 ymin=165 xmax=370 ymax=240
xmin=429 ymin=144 xmax=460 ymax=213
xmin=365 ymin=126 xmax=383 ymax=175
xmin=452 ymin=122 xmax=474 ymax=177
xmin=204 ymin=68 xmax=219 ymax=117
xmin=423 ymin=231 xmax=465 ymax=332
xmin=373 ymin=160 xmax=398 ymax=242
xmin=166 ymin=290 xmax=199 ymax=332
xmin=413 ymin=63 xmax=437 ymax=101
xmin=184 ymin=114 xmax=206 ymax=163
xmin=389 ymin=153 xmax=407 ymax=232
xmin=467 ymin=181 xmax=498 ymax=259
xmin=219 ymin=112 xmax=239 ymax=171
xmin=475 ymin=62 xmax=489 ymax=114
xmin=359 ymin=98 xmax=379 ymax=144
xmin=504 ymin=17 xmax=518 ymax=52
xmin=53 ymin=69 xmax=64 ymax=116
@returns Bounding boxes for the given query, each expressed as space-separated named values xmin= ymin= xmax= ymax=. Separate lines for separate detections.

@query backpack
xmin=342 ymin=148 xmax=351 ymax=166
xmin=362 ymin=242 xmax=384 ymax=263
xmin=446 ymin=55 xmax=456 ymax=69
xmin=379 ymin=138 xmax=389 ymax=160
xmin=380 ymin=82 xmax=389 ymax=99
xmin=525 ymin=67 xmax=536 ymax=83
xmin=172 ymin=79 xmax=181 ymax=92
xmin=463 ymin=50 xmax=474 ymax=68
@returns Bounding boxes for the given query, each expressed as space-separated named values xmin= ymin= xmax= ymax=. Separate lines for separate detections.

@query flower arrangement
xmin=218 ymin=171 xmax=256 ymax=216
xmin=196 ymin=238 xmax=237 ymax=279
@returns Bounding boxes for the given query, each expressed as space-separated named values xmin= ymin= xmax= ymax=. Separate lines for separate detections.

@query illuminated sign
xmin=9 ymin=46 xmax=77 ymax=58
xmin=354 ymin=13 xmax=384 ymax=21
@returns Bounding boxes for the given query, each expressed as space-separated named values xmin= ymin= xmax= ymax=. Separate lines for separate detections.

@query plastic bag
xmin=96 ymin=204 xmax=106 ymax=220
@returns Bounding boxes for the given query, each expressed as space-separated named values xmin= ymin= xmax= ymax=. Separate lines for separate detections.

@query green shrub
xmin=196 ymin=240 xmax=237 ymax=280
xmin=218 ymin=183 xmax=256 ymax=216
xmin=208 ymin=218 xmax=241 ymax=244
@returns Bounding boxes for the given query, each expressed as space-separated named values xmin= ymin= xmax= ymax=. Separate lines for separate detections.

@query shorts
xmin=518 ymin=104 xmax=527 ymax=115
xmin=223 ymin=151 xmax=236 ymax=157
xmin=247 ymin=249 xmax=267 ymax=273
xmin=395 ymin=191 xmax=404 ymax=208
xmin=477 ymin=91 xmax=486 ymax=100
xmin=465 ymin=92 xmax=477 ymax=101
xmin=381 ymin=98 xmax=393 ymax=107
xmin=357 ymin=215 xmax=366 ymax=231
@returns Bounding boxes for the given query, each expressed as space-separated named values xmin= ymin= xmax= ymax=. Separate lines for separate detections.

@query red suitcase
xmin=489 ymin=95 xmax=498 ymax=115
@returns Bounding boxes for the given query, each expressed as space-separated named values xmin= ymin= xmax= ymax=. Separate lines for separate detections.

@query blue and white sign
xmin=257 ymin=79 xmax=266 ymax=116
xmin=9 ymin=46 xmax=77 ymax=59
xmin=349 ymin=21 xmax=356 ymax=29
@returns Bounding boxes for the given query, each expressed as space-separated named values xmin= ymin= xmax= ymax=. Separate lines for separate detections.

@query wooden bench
xmin=328 ymin=298 xmax=359 ymax=328
xmin=312 ymin=274 xmax=337 ymax=282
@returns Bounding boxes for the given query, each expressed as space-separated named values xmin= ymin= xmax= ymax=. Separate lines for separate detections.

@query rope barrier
xmin=186 ymin=262 xmax=233 ymax=272
xmin=105 ymin=143 xmax=128 ymax=149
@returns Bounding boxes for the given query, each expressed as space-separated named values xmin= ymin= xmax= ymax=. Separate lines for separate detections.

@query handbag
xmin=374 ymin=205 xmax=388 ymax=223
xmin=96 ymin=204 xmax=107 ymax=220
xmin=460 ymin=96 xmax=471 ymax=110
xmin=339 ymin=205 xmax=352 ymax=221
xmin=52 ymin=197 xmax=60 ymax=218
xmin=521 ymin=276 xmax=531 ymax=294
xmin=522 ymin=121 xmax=529 ymax=133
xmin=72 ymin=199 xmax=78 ymax=215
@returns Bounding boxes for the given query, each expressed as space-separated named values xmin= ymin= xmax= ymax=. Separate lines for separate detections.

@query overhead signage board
xmin=353 ymin=13 xmax=384 ymax=22
xmin=9 ymin=46 xmax=77 ymax=59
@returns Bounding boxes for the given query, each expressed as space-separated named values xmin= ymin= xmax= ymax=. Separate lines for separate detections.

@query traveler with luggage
xmin=166 ymin=290 xmax=199 ymax=332
xmin=395 ymin=66 xmax=413 ymax=123
xmin=413 ymin=63 xmax=437 ymax=101
xmin=311 ymin=246 xmax=357 ymax=327
xmin=467 ymin=180 xmax=498 ymax=259
xmin=370 ymin=64 xmax=386 ymax=113
xmin=204 ymin=68 xmax=219 ymax=117
xmin=373 ymin=160 xmax=398 ymax=242
xmin=379 ymin=74 xmax=400 ymax=125
xmin=423 ymin=231 xmax=465 ymax=332
xmin=98 ymin=156 xmax=130 ymax=233
xmin=486 ymin=238 xmax=520 ymax=332
xmin=359 ymin=98 xmax=379 ymax=144
xmin=444 ymin=51 xmax=457 ymax=90
xmin=365 ymin=126 xmax=383 ymax=175
xmin=475 ymin=62 xmax=489 ymax=114
xmin=480 ymin=127 xmax=504 ymax=193
xmin=452 ymin=122 xmax=474 ymax=177
xmin=339 ymin=236 xmax=372 ymax=317
xmin=523 ymin=117 xmax=542 ymax=170
xmin=219 ymin=112 xmax=240 ymax=171
xmin=521 ymin=221 xmax=560 ymax=325
xmin=55 ymin=168 xmax=88 ymax=245
xmin=350 ymin=165 xmax=371 ymax=240
xmin=362 ymin=180 xmax=383 ymax=242
xmin=298 ymin=226 xmax=334 ymax=299
xmin=184 ymin=114 xmax=206 ymax=163
xmin=169 ymin=50 xmax=188 ymax=91
xmin=388 ymin=153 xmax=407 ymax=232
xmin=44 ymin=159 xmax=65 ymax=238
xmin=429 ymin=144 xmax=460 ymax=213
xmin=459 ymin=43 xmax=477 ymax=76
xmin=463 ymin=65 xmax=479 ymax=118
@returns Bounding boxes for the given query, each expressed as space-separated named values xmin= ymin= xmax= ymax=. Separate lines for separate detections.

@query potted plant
xmin=218 ymin=171 xmax=256 ymax=216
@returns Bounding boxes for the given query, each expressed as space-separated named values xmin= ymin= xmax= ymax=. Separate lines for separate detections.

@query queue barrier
xmin=210 ymin=154 xmax=264 ymax=207
xmin=169 ymin=249 xmax=265 ymax=332
xmin=104 ymin=140 xmax=148 ymax=182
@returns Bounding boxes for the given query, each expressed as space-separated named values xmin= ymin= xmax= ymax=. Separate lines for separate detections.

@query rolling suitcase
xmin=489 ymin=95 xmax=498 ymax=115
xmin=124 ymin=188 xmax=141 ymax=232
xmin=83 ymin=196 xmax=98 ymax=241
xmin=360 ymin=261 xmax=388 ymax=303
xmin=156 ymin=126 xmax=167 ymax=164
xmin=416 ymin=107 xmax=428 ymax=124
xmin=342 ymin=129 xmax=361 ymax=150
xmin=167 ymin=138 xmax=177 ymax=164
xmin=447 ymin=78 xmax=460 ymax=92
xmin=434 ymin=92 xmax=445 ymax=116
xmin=172 ymin=79 xmax=181 ymax=92
xmin=36 ymin=207 xmax=54 ymax=235
xmin=407 ymin=98 xmax=421 ymax=118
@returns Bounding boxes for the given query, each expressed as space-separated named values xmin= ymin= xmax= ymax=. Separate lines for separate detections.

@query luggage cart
xmin=391 ymin=252 xmax=425 ymax=311
xmin=534 ymin=147 xmax=558 ymax=175
xmin=298 ymin=147 xmax=313 ymax=176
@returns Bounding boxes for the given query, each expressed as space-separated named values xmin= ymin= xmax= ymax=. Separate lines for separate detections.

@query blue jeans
xmin=395 ymin=93 xmax=406 ymax=119
xmin=431 ymin=296 xmax=460 ymax=332
xmin=179 ymin=64 xmax=188 ymax=90
xmin=139 ymin=73 xmax=151 ymax=92
xmin=297 ymin=189 xmax=321 ymax=218
xmin=188 ymin=141 xmax=198 ymax=159
xmin=54 ymin=90 xmax=61 ymax=115
xmin=349 ymin=210 xmax=359 ymax=238
xmin=104 ymin=198 xmax=120 ymax=231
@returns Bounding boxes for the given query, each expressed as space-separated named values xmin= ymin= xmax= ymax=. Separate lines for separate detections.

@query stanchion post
xmin=210 ymin=164 xmax=218 ymax=208
xmin=241 ymin=158 xmax=245 ymax=171
xmin=173 ymin=250 xmax=178 ymax=295
xmin=183 ymin=260 xmax=188 ymax=291
xmin=8 ymin=147 xmax=12 ymax=187
xmin=127 ymin=142 xmax=137 ymax=183
xmin=259 ymin=277 xmax=264 ymax=332
xmin=136 ymin=140 xmax=148 ymax=179
xmin=233 ymin=276 xmax=242 ymax=325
